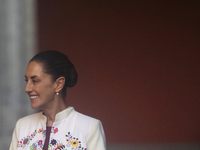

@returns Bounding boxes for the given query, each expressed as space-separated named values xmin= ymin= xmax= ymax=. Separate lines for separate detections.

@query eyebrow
xmin=24 ymin=75 xmax=38 ymax=79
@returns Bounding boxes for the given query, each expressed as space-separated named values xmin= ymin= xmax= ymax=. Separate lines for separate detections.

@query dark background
xmin=36 ymin=0 xmax=200 ymax=145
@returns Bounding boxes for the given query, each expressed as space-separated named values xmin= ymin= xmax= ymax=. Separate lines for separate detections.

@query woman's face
xmin=25 ymin=61 xmax=56 ymax=109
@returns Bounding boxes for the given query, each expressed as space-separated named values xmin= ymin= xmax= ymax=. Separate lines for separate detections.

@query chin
xmin=31 ymin=105 xmax=39 ymax=109
xmin=31 ymin=103 xmax=41 ymax=109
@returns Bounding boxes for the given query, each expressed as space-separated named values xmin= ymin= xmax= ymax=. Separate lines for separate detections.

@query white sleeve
xmin=9 ymin=120 xmax=19 ymax=150
xmin=87 ymin=120 xmax=106 ymax=150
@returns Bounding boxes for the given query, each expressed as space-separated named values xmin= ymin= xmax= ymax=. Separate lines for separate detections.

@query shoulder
xmin=16 ymin=111 xmax=42 ymax=126
xmin=68 ymin=109 xmax=102 ymax=131
xmin=72 ymin=110 xmax=99 ymax=124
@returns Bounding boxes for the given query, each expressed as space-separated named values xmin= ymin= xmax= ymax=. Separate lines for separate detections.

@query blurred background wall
xmin=36 ymin=0 xmax=200 ymax=149
xmin=0 ymin=0 xmax=36 ymax=149
xmin=1 ymin=0 xmax=200 ymax=150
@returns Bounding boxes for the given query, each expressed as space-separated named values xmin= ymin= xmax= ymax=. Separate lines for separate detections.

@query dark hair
xmin=30 ymin=50 xmax=78 ymax=98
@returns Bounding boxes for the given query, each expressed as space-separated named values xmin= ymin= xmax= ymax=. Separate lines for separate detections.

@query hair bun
xmin=66 ymin=65 xmax=78 ymax=87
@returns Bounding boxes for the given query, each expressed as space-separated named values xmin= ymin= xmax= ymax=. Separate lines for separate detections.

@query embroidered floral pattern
xmin=71 ymin=139 xmax=79 ymax=147
xmin=47 ymin=132 xmax=87 ymax=150
xmin=65 ymin=132 xmax=87 ymax=150
xmin=53 ymin=128 xmax=58 ymax=134
xmin=50 ymin=139 xmax=57 ymax=146
xmin=30 ymin=140 xmax=44 ymax=150
xmin=17 ymin=130 xmax=39 ymax=148
xmin=17 ymin=128 xmax=46 ymax=149
xmin=17 ymin=128 xmax=87 ymax=150
xmin=48 ymin=140 xmax=65 ymax=150
xmin=38 ymin=140 xmax=43 ymax=146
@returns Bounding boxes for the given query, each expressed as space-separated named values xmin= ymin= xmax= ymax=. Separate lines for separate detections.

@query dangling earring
xmin=56 ymin=92 xmax=59 ymax=95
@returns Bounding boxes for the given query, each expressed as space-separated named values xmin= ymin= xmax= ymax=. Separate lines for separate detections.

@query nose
xmin=25 ymin=81 xmax=32 ymax=93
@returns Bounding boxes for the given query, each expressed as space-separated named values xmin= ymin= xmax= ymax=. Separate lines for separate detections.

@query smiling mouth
xmin=30 ymin=96 xmax=38 ymax=99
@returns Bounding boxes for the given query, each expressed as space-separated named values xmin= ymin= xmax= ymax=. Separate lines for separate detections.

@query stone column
xmin=0 ymin=0 xmax=36 ymax=149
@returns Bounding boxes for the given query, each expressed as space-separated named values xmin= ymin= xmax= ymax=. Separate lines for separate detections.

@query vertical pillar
xmin=0 ymin=0 xmax=36 ymax=149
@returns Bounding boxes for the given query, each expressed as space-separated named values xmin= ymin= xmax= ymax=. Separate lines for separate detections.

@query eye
xmin=33 ymin=80 xmax=38 ymax=83
xmin=25 ymin=79 xmax=28 ymax=82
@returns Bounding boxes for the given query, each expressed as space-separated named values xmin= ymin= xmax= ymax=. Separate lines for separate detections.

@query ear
xmin=55 ymin=76 xmax=65 ymax=93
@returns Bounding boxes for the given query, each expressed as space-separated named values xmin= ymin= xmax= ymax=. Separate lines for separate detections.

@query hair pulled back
xmin=30 ymin=50 xmax=78 ymax=98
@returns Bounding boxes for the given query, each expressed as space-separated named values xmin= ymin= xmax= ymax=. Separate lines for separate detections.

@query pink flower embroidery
xmin=54 ymin=128 xmax=58 ymax=134
xmin=38 ymin=140 xmax=43 ymax=146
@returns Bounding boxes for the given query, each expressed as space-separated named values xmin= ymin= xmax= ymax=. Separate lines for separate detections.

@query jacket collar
xmin=41 ymin=107 xmax=74 ymax=123
xmin=55 ymin=107 xmax=74 ymax=122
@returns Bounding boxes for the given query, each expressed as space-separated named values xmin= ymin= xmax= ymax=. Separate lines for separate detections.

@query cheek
xmin=42 ymin=83 xmax=55 ymax=94
xmin=35 ymin=84 xmax=53 ymax=95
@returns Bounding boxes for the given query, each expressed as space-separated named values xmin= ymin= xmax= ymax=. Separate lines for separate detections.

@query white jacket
xmin=9 ymin=107 xmax=106 ymax=150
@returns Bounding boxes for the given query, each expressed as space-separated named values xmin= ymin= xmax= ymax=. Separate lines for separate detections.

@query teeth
xmin=30 ymin=96 xmax=38 ymax=99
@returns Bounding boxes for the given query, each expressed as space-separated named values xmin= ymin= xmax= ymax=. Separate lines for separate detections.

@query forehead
xmin=25 ymin=61 xmax=45 ymax=77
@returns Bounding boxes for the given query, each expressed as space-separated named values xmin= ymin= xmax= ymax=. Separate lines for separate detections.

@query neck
xmin=42 ymin=97 xmax=67 ymax=126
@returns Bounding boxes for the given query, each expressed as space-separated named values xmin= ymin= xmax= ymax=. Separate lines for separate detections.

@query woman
xmin=9 ymin=50 xmax=106 ymax=150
